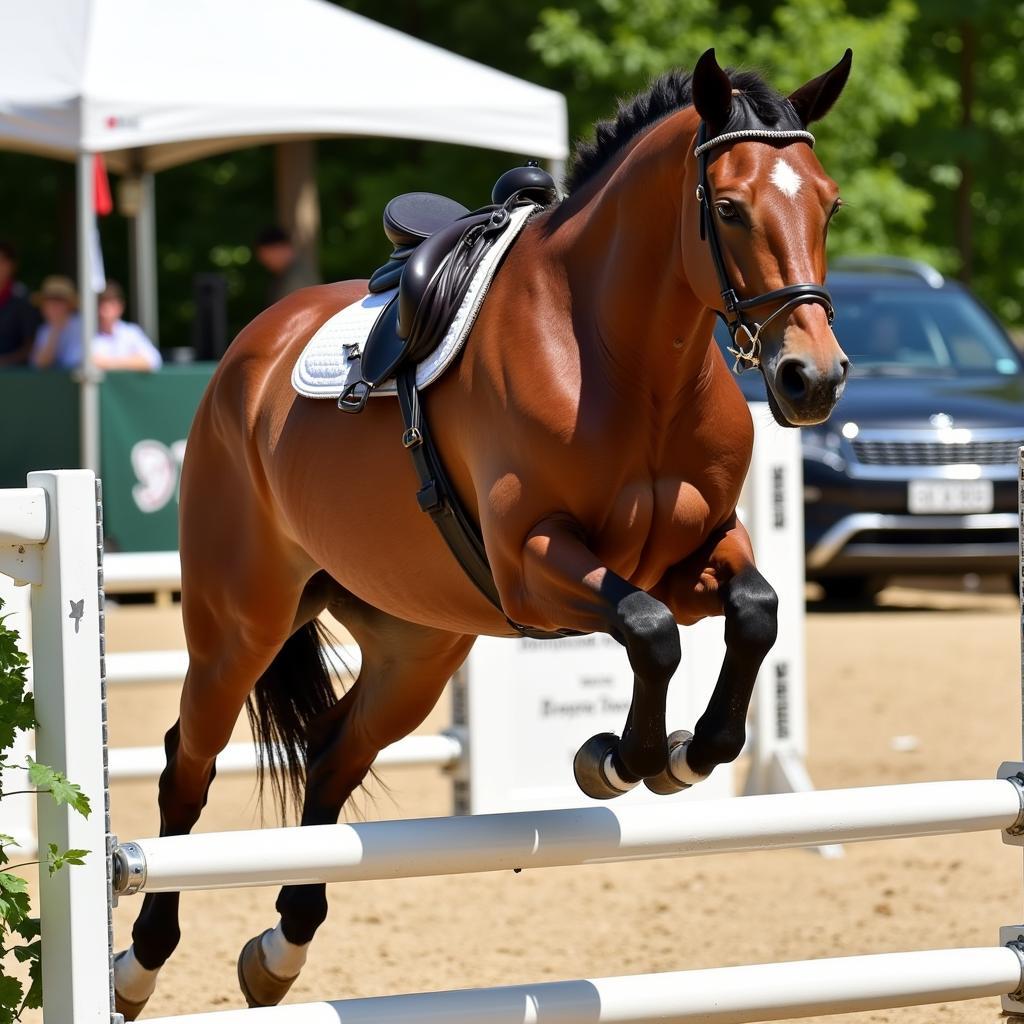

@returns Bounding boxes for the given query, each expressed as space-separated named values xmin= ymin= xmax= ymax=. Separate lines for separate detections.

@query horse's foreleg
xmin=647 ymin=522 xmax=778 ymax=792
xmin=238 ymin=604 xmax=473 ymax=1009
xmin=507 ymin=519 xmax=681 ymax=800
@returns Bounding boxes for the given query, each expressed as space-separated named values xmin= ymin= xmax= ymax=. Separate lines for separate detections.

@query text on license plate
xmin=907 ymin=480 xmax=994 ymax=514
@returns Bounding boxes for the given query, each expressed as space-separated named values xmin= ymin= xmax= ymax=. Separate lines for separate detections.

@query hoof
xmin=114 ymin=988 xmax=150 ymax=1022
xmin=238 ymin=930 xmax=299 ymax=1008
xmin=573 ymin=732 xmax=639 ymax=800
xmin=113 ymin=950 xmax=152 ymax=1021
xmin=644 ymin=730 xmax=706 ymax=795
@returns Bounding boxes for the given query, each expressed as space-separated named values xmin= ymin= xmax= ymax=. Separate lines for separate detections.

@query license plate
xmin=907 ymin=479 xmax=993 ymax=514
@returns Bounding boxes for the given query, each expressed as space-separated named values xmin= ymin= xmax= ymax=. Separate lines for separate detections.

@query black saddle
xmin=338 ymin=162 xmax=557 ymax=413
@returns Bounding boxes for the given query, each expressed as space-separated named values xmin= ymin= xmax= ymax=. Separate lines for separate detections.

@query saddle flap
xmin=383 ymin=193 xmax=471 ymax=249
xmin=359 ymin=294 xmax=406 ymax=388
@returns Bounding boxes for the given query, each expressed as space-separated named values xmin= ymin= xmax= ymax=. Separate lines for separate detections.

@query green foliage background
xmin=0 ymin=0 xmax=1019 ymax=335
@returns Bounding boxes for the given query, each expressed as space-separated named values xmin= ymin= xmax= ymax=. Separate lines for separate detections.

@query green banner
xmin=0 ymin=369 xmax=80 ymax=485
xmin=99 ymin=365 xmax=215 ymax=552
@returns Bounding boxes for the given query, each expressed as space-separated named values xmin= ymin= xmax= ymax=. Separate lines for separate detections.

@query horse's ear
xmin=788 ymin=49 xmax=853 ymax=125
xmin=692 ymin=48 xmax=733 ymax=132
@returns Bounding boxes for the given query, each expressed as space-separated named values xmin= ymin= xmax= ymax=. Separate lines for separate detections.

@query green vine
xmin=0 ymin=598 xmax=89 ymax=1021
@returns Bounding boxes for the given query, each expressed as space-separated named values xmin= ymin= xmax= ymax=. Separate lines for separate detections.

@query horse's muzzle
xmin=764 ymin=353 xmax=849 ymax=426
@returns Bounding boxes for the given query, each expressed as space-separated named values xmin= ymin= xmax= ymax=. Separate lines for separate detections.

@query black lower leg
xmin=687 ymin=568 xmax=778 ymax=777
xmin=275 ymin=722 xmax=373 ymax=946
xmin=131 ymin=722 xmax=217 ymax=969
xmin=612 ymin=590 xmax=680 ymax=780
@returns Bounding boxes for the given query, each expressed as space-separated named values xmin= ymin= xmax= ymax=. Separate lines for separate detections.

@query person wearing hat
xmin=31 ymin=277 xmax=161 ymax=371
xmin=30 ymin=275 xmax=83 ymax=370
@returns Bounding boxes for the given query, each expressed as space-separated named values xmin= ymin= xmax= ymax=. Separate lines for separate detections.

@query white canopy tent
xmin=0 ymin=0 xmax=569 ymax=470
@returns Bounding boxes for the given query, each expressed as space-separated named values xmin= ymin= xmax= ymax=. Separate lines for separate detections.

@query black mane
xmin=565 ymin=67 xmax=803 ymax=194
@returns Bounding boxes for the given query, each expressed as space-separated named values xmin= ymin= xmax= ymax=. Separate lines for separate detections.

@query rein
xmin=694 ymin=122 xmax=835 ymax=373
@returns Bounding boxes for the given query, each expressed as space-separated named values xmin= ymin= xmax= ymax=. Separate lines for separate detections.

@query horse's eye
xmin=829 ymin=199 xmax=844 ymax=219
xmin=716 ymin=201 xmax=740 ymax=222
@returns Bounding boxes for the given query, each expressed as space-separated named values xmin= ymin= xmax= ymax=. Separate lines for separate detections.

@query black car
xmin=721 ymin=257 xmax=1024 ymax=601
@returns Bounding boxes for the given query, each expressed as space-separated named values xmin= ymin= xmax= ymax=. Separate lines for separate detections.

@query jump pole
xmin=114 ymin=776 xmax=1024 ymax=895
xmin=106 ymin=731 xmax=464 ymax=781
xmin=143 ymin=947 xmax=1024 ymax=1024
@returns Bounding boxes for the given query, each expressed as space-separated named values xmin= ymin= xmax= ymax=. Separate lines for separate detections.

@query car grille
xmin=851 ymin=438 xmax=1023 ymax=466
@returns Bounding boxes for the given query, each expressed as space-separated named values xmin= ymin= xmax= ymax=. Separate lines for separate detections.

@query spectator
xmin=30 ymin=276 xmax=82 ymax=369
xmin=30 ymin=278 xmax=162 ymax=372
xmin=254 ymin=225 xmax=305 ymax=307
xmin=94 ymin=281 xmax=161 ymax=371
xmin=0 ymin=241 xmax=40 ymax=367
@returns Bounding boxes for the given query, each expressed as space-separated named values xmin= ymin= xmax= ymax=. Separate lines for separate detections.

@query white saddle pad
xmin=292 ymin=203 xmax=534 ymax=400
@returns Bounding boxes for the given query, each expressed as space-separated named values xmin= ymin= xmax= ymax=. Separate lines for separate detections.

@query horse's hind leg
xmin=237 ymin=586 xmax=473 ymax=1008
xmin=113 ymin=559 xmax=315 ymax=1020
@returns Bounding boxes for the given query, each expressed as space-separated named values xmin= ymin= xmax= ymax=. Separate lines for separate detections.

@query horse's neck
xmin=555 ymin=112 xmax=718 ymax=404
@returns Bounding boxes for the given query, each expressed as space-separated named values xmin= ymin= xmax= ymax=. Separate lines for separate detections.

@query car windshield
xmin=830 ymin=289 xmax=1020 ymax=377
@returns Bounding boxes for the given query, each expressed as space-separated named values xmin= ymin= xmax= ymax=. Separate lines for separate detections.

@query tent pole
xmin=76 ymin=152 xmax=100 ymax=474
xmin=546 ymin=157 xmax=567 ymax=196
xmin=274 ymin=141 xmax=321 ymax=289
xmin=133 ymin=172 xmax=159 ymax=343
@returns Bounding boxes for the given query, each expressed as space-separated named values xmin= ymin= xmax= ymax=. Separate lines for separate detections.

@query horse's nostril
xmin=778 ymin=360 xmax=809 ymax=401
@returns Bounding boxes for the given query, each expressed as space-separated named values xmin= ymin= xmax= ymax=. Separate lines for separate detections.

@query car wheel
xmin=818 ymin=576 xmax=882 ymax=605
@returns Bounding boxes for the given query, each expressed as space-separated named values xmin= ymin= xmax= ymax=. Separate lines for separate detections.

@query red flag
xmin=93 ymin=155 xmax=113 ymax=217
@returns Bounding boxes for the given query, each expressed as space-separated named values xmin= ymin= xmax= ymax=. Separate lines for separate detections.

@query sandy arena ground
xmin=28 ymin=584 xmax=1024 ymax=1021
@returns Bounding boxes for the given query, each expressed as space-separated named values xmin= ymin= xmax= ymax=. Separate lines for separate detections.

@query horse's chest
xmin=595 ymin=476 xmax=721 ymax=584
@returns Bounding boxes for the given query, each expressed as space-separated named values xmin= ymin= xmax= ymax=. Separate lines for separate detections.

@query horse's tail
xmin=245 ymin=619 xmax=341 ymax=820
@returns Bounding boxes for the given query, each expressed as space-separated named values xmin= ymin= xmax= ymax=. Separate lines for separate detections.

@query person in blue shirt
xmin=29 ymin=276 xmax=82 ymax=370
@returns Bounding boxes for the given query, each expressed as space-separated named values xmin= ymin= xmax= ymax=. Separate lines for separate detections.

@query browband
xmin=694 ymin=128 xmax=815 ymax=158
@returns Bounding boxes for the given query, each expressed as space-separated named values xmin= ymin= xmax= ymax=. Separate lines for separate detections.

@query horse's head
xmin=683 ymin=49 xmax=852 ymax=427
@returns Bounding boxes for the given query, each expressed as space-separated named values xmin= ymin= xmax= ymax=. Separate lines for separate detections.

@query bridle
xmin=695 ymin=122 xmax=835 ymax=373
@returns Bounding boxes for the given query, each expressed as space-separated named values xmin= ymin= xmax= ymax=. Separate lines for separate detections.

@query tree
xmin=896 ymin=1 xmax=1024 ymax=322
xmin=530 ymin=0 xmax=941 ymax=264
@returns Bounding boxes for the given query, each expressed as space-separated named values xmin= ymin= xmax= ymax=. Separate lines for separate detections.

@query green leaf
xmin=0 ymin=971 xmax=24 ymax=1024
xmin=26 ymin=760 xmax=91 ymax=817
xmin=22 ymin=950 xmax=41 ymax=1011
xmin=46 ymin=846 xmax=89 ymax=875
xmin=12 ymin=938 xmax=39 ymax=964
xmin=0 ymin=876 xmax=31 ymax=930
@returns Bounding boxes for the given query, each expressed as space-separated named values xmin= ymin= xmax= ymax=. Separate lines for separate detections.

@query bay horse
xmin=114 ymin=48 xmax=852 ymax=1017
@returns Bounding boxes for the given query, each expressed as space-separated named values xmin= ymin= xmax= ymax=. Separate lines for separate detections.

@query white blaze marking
xmin=770 ymin=159 xmax=802 ymax=199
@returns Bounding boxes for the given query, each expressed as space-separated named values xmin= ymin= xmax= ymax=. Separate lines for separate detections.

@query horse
xmin=113 ymin=47 xmax=852 ymax=1017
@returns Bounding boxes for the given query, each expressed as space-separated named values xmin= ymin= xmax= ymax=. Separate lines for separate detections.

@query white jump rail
xmin=113 ymin=776 xmax=1024 ymax=895
xmin=103 ymin=550 xmax=181 ymax=594
xmin=108 ymin=732 xmax=464 ymax=781
xmin=144 ymin=946 xmax=1024 ymax=1024
xmin=103 ymin=645 xmax=357 ymax=686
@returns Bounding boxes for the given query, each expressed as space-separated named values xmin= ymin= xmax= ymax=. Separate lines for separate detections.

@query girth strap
xmin=396 ymin=366 xmax=577 ymax=641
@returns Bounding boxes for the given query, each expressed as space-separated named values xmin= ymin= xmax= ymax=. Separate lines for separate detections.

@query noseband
xmin=695 ymin=123 xmax=835 ymax=373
